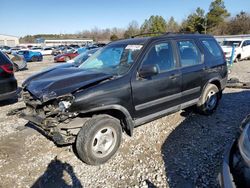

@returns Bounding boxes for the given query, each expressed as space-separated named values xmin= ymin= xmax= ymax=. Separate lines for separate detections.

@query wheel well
xmin=210 ymin=80 xmax=222 ymax=98
xmin=85 ymin=109 xmax=133 ymax=136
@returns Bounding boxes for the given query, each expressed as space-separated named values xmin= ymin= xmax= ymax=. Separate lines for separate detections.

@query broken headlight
xmin=238 ymin=115 xmax=250 ymax=167
xmin=58 ymin=95 xmax=74 ymax=112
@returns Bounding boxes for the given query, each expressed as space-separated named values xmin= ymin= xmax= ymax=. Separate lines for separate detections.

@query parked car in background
xmin=54 ymin=51 xmax=78 ymax=62
xmin=33 ymin=48 xmax=101 ymax=74
xmin=52 ymin=46 xmax=75 ymax=56
xmin=16 ymin=50 xmax=43 ymax=62
xmin=10 ymin=53 xmax=27 ymax=71
xmin=31 ymin=47 xmax=42 ymax=52
xmin=0 ymin=46 xmax=11 ymax=54
xmin=220 ymin=114 xmax=250 ymax=188
xmin=41 ymin=47 xmax=53 ymax=55
xmin=221 ymin=38 xmax=250 ymax=62
xmin=10 ymin=47 xmax=21 ymax=54
xmin=14 ymin=33 xmax=227 ymax=165
xmin=69 ymin=44 xmax=80 ymax=49
xmin=0 ymin=51 xmax=17 ymax=101
xmin=77 ymin=45 xmax=99 ymax=54
xmin=94 ymin=43 xmax=107 ymax=47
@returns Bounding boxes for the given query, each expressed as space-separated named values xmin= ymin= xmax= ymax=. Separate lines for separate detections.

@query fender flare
xmin=198 ymin=77 xmax=222 ymax=106
xmin=79 ymin=105 xmax=135 ymax=136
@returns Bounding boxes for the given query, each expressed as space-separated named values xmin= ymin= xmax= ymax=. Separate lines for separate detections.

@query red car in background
xmin=54 ymin=51 xmax=79 ymax=62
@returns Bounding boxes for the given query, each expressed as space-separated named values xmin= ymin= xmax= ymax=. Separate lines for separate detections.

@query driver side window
xmin=141 ymin=42 xmax=175 ymax=73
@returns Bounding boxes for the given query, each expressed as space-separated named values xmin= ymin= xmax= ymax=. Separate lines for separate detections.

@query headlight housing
xmin=238 ymin=115 xmax=250 ymax=167
xmin=58 ymin=95 xmax=74 ymax=112
xmin=59 ymin=100 xmax=72 ymax=112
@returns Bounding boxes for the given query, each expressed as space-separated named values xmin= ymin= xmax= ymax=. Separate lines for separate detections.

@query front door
xmin=131 ymin=40 xmax=182 ymax=120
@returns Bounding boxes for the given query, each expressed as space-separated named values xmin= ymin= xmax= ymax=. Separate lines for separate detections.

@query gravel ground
xmin=0 ymin=58 xmax=249 ymax=188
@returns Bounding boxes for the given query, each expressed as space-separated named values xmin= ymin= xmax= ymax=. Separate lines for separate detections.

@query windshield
xmin=222 ymin=41 xmax=241 ymax=47
xmin=73 ymin=48 xmax=99 ymax=66
xmin=79 ymin=44 xmax=143 ymax=75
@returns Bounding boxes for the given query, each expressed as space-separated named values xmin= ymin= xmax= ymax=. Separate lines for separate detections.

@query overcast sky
xmin=1 ymin=0 xmax=249 ymax=37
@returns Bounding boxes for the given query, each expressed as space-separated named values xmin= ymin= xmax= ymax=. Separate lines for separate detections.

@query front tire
xmin=76 ymin=115 xmax=122 ymax=165
xmin=197 ymin=84 xmax=219 ymax=115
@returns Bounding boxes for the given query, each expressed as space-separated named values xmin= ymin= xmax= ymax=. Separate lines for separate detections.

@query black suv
xmin=0 ymin=51 xmax=17 ymax=101
xmin=15 ymin=33 xmax=227 ymax=165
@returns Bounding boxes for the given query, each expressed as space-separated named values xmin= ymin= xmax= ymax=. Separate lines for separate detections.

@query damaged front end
xmin=13 ymin=90 xmax=87 ymax=145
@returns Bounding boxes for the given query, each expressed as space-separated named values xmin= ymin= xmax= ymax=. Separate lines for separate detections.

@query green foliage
xmin=227 ymin=11 xmax=250 ymax=34
xmin=166 ymin=17 xmax=180 ymax=32
xmin=181 ymin=8 xmax=206 ymax=33
xmin=110 ymin=34 xmax=119 ymax=41
xmin=140 ymin=15 xmax=167 ymax=34
xmin=124 ymin=21 xmax=140 ymax=38
xmin=207 ymin=0 xmax=230 ymax=32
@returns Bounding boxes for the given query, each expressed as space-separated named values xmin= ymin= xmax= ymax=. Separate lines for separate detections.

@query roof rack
xmin=131 ymin=32 xmax=166 ymax=38
xmin=131 ymin=31 xmax=200 ymax=38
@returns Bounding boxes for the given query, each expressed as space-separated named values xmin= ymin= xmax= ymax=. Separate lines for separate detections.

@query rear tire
xmin=235 ymin=55 xmax=241 ymax=63
xmin=76 ymin=115 xmax=122 ymax=165
xmin=31 ymin=56 xmax=38 ymax=62
xmin=197 ymin=84 xmax=219 ymax=115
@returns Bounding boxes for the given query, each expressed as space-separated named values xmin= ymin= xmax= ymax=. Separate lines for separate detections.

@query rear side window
xmin=201 ymin=39 xmax=223 ymax=58
xmin=177 ymin=40 xmax=202 ymax=67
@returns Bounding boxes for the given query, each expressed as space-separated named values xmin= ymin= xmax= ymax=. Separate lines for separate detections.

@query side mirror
xmin=139 ymin=64 xmax=159 ymax=78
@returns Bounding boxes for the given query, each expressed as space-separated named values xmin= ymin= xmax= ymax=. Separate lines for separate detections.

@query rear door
xmin=175 ymin=39 xmax=204 ymax=105
xmin=131 ymin=40 xmax=182 ymax=119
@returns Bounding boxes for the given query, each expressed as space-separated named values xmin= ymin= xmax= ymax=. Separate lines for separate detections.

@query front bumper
xmin=20 ymin=110 xmax=76 ymax=145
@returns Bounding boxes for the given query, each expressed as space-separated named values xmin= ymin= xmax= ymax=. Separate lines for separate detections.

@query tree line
xmin=20 ymin=0 xmax=250 ymax=43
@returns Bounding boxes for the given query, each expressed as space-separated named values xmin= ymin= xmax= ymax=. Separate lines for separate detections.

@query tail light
xmin=0 ymin=64 xmax=14 ymax=74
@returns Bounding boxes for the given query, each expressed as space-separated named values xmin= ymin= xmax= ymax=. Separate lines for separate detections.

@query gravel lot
xmin=0 ymin=57 xmax=249 ymax=188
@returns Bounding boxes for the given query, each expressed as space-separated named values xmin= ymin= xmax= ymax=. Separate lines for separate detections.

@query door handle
xmin=169 ymin=74 xmax=180 ymax=80
xmin=202 ymin=66 xmax=209 ymax=71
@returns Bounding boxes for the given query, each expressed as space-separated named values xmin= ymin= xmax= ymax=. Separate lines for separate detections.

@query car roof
xmin=109 ymin=33 xmax=214 ymax=46
xmin=109 ymin=37 xmax=150 ymax=46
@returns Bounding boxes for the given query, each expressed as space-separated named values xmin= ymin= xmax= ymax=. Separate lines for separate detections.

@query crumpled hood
xmin=23 ymin=67 xmax=113 ymax=102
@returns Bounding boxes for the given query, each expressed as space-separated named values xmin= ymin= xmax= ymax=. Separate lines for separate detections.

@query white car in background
xmin=41 ymin=47 xmax=53 ymax=55
xmin=221 ymin=38 xmax=250 ymax=62
xmin=31 ymin=47 xmax=53 ymax=55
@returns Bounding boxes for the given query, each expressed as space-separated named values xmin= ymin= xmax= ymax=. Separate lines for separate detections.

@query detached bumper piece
xmin=20 ymin=111 xmax=76 ymax=145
